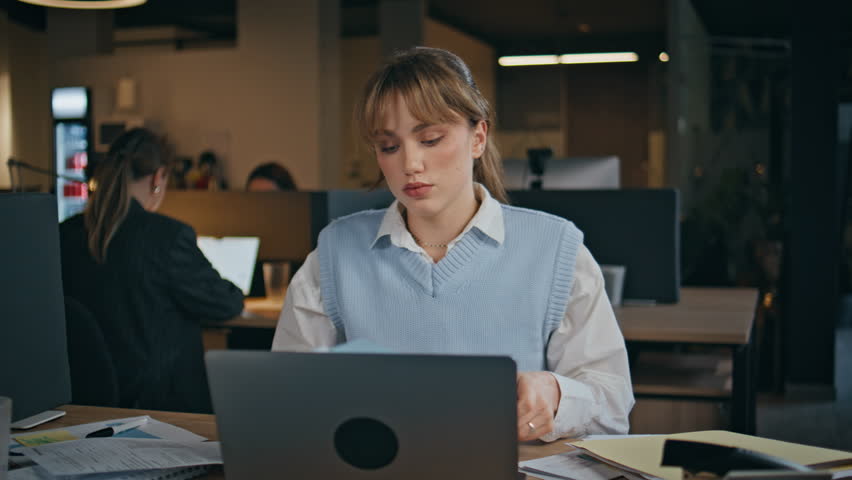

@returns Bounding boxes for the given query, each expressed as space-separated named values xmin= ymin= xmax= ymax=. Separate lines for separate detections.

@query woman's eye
xmin=379 ymin=145 xmax=399 ymax=154
xmin=422 ymin=136 xmax=443 ymax=146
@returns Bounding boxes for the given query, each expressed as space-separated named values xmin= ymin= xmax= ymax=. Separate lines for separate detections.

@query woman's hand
xmin=516 ymin=371 xmax=561 ymax=441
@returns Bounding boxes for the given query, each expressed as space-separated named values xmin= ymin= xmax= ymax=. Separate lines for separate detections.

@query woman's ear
xmin=153 ymin=167 xmax=168 ymax=188
xmin=472 ymin=120 xmax=488 ymax=159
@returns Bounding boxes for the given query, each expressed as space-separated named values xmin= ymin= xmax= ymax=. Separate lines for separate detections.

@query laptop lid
xmin=196 ymin=236 xmax=259 ymax=295
xmin=205 ymin=350 xmax=518 ymax=479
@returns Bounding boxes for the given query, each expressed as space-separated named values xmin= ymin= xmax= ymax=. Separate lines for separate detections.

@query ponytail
xmin=83 ymin=128 xmax=171 ymax=263
xmin=84 ymin=157 xmax=132 ymax=263
xmin=473 ymin=120 xmax=507 ymax=204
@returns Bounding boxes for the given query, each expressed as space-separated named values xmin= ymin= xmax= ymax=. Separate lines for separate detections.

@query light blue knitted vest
xmin=318 ymin=205 xmax=582 ymax=371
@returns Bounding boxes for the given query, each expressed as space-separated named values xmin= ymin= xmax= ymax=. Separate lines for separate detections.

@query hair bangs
xmin=359 ymin=61 xmax=471 ymax=143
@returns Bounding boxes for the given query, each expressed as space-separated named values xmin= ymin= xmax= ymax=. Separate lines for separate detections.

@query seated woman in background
xmin=272 ymin=47 xmax=634 ymax=441
xmin=60 ymin=128 xmax=244 ymax=413
xmin=246 ymin=162 xmax=297 ymax=191
xmin=245 ymin=162 xmax=299 ymax=297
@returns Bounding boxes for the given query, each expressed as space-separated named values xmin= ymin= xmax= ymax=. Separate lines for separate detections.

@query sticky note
xmin=14 ymin=430 xmax=78 ymax=447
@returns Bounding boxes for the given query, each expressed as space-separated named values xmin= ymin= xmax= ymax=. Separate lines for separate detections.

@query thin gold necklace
xmin=412 ymin=233 xmax=448 ymax=248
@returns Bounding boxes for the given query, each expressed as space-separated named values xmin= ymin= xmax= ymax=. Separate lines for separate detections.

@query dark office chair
xmin=64 ymin=296 xmax=119 ymax=407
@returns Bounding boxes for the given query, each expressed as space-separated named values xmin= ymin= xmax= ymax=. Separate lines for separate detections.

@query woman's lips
xmin=403 ymin=183 xmax=433 ymax=198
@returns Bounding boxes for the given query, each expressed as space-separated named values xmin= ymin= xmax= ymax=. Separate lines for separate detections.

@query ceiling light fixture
xmin=659 ymin=52 xmax=670 ymax=62
xmin=499 ymin=52 xmax=640 ymax=67
xmin=498 ymin=55 xmax=560 ymax=67
xmin=558 ymin=52 xmax=639 ymax=64
xmin=16 ymin=0 xmax=146 ymax=9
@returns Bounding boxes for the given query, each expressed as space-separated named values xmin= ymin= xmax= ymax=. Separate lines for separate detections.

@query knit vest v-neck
xmin=318 ymin=205 xmax=582 ymax=371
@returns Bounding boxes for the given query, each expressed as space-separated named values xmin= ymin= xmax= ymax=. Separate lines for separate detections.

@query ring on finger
xmin=527 ymin=421 xmax=536 ymax=434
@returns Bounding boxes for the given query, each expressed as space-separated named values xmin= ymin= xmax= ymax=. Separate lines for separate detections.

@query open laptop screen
xmin=197 ymin=236 xmax=260 ymax=295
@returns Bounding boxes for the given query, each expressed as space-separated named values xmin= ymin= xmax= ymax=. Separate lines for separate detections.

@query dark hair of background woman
xmin=246 ymin=163 xmax=297 ymax=191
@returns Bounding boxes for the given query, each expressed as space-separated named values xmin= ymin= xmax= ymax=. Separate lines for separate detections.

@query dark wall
xmin=784 ymin=0 xmax=842 ymax=391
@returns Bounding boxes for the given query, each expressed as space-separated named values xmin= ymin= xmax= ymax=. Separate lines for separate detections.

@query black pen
xmin=85 ymin=417 xmax=149 ymax=438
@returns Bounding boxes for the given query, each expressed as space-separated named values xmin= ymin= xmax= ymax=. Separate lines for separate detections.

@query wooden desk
xmin=204 ymin=287 xmax=760 ymax=433
xmin=201 ymin=298 xmax=281 ymax=350
xmin=21 ymin=405 xmax=572 ymax=479
xmin=616 ymin=287 xmax=757 ymax=344
xmin=617 ymin=287 xmax=759 ymax=435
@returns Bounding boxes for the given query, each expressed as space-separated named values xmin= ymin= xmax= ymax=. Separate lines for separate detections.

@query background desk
xmin=203 ymin=287 xmax=759 ymax=433
xmin=618 ymin=287 xmax=758 ymax=435
xmin=202 ymin=298 xmax=281 ymax=351
xmin=24 ymin=405 xmax=571 ymax=480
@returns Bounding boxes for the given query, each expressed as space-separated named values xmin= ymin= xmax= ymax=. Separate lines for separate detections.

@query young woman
xmin=60 ymin=128 xmax=244 ymax=413
xmin=272 ymin=47 xmax=634 ymax=441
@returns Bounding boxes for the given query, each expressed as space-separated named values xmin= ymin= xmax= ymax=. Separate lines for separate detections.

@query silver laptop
xmin=205 ymin=350 xmax=518 ymax=479
xmin=196 ymin=236 xmax=260 ymax=295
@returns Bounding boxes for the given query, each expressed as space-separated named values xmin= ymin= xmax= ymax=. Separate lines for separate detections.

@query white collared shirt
xmin=272 ymin=185 xmax=635 ymax=439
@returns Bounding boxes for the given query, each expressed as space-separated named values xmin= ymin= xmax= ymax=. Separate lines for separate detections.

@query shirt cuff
xmin=538 ymin=372 xmax=598 ymax=442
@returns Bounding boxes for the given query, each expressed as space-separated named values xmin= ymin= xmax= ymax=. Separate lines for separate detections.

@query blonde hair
xmin=354 ymin=46 xmax=507 ymax=203
xmin=84 ymin=128 xmax=172 ymax=263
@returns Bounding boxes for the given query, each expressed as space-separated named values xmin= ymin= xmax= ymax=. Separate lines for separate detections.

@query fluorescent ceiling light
xmin=498 ymin=55 xmax=560 ymax=67
xmin=658 ymin=52 xmax=670 ymax=62
xmin=499 ymin=52 xmax=640 ymax=67
xmin=558 ymin=52 xmax=639 ymax=64
xmin=17 ymin=0 xmax=146 ymax=9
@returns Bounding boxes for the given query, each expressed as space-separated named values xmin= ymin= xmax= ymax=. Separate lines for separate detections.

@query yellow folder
xmin=570 ymin=431 xmax=852 ymax=480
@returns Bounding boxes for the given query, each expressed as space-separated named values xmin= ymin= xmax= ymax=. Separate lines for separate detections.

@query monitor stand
xmin=9 ymin=409 xmax=66 ymax=430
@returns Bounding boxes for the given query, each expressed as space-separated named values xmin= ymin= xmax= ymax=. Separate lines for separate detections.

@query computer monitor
xmin=0 ymin=193 xmax=72 ymax=421
xmin=509 ymin=189 xmax=680 ymax=303
xmin=310 ymin=189 xmax=395 ymax=247
xmin=503 ymin=156 xmax=620 ymax=190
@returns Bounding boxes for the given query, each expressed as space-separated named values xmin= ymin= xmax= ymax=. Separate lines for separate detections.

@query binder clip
xmin=661 ymin=439 xmax=831 ymax=480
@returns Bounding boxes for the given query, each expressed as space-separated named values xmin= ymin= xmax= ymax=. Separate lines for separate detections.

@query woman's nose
xmin=402 ymin=146 xmax=425 ymax=175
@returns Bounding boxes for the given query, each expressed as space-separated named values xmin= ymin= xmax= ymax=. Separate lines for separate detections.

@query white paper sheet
xmin=520 ymin=449 xmax=646 ymax=480
xmin=197 ymin=236 xmax=260 ymax=295
xmin=20 ymin=438 xmax=221 ymax=476
xmin=9 ymin=415 xmax=207 ymax=457
xmin=581 ymin=434 xmax=658 ymax=441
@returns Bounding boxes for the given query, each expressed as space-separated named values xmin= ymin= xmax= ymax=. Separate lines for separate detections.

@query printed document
xmin=19 ymin=438 xmax=221 ymax=476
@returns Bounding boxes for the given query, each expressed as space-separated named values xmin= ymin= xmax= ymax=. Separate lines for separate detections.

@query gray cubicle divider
xmin=0 ymin=193 xmax=72 ymax=421
xmin=158 ymin=190 xmax=314 ymax=262
xmin=508 ymin=189 xmax=680 ymax=303
xmin=309 ymin=189 xmax=395 ymax=247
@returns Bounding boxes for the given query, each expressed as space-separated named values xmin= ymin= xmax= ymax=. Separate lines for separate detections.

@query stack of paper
xmin=519 ymin=448 xmax=647 ymax=480
xmin=7 ymin=416 xmax=222 ymax=480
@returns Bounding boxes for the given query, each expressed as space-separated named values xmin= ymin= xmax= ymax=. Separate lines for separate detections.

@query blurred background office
xmin=0 ymin=0 xmax=850 ymax=448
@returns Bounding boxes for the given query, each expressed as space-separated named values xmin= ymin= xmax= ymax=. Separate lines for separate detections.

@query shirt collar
xmin=371 ymin=183 xmax=505 ymax=249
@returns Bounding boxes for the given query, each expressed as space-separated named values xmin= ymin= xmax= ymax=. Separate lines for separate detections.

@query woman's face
xmin=374 ymin=94 xmax=486 ymax=222
xmin=247 ymin=177 xmax=280 ymax=192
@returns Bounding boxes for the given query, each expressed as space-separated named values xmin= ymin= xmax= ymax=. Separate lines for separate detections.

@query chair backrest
xmin=64 ymin=296 xmax=119 ymax=407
